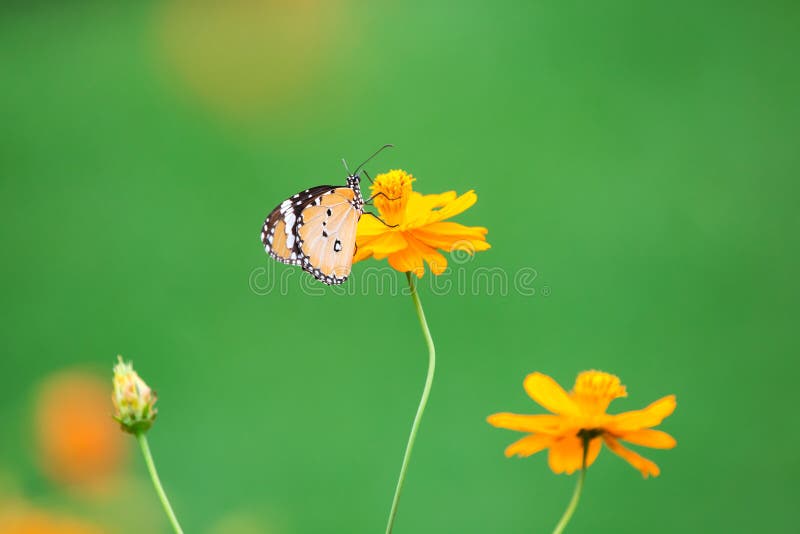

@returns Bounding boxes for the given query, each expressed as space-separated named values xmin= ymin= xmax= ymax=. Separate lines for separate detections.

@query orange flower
xmin=487 ymin=371 xmax=676 ymax=478
xmin=355 ymin=169 xmax=490 ymax=276
xmin=0 ymin=501 xmax=104 ymax=534
xmin=34 ymin=370 xmax=126 ymax=493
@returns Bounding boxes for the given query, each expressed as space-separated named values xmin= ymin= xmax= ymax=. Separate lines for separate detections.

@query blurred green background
xmin=1 ymin=1 xmax=798 ymax=532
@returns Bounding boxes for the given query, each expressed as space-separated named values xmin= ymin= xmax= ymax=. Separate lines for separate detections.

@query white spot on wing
xmin=284 ymin=211 xmax=296 ymax=230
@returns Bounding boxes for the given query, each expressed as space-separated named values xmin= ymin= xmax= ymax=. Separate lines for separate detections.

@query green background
xmin=1 ymin=1 xmax=798 ymax=532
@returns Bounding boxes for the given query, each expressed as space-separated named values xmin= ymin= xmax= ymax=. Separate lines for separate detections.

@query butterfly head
xmin=342 ymin=144 xmax=393 ymax=186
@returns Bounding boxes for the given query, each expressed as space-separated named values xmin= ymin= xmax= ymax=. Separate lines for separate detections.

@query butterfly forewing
xmin=261 ymin=185 xmax=336 ymax=265
xmin=297 ymin=188 xmax=360 ymax=284
xmin=261 ymin=172 xmax=365 ymax=285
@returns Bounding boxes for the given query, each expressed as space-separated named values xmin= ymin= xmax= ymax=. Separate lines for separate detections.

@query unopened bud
xmin=112 ymin=356 xmax=157 ymax=434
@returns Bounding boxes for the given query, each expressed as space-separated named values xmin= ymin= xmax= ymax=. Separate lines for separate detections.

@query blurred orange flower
xmin=487 ymin=371 xmax=676 ymax=478
xmin=34 ymin=371 xmax=126 ymax=492
xmin=355 ymin=169 xmax=490 ymax=276
xmin=0 ymin=502 xmax=103 ymax=534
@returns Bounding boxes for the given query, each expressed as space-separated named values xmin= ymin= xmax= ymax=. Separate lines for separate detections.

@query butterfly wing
xmin=297 ymin=187 xmax=361 ymax=285
xmin=261 ymin=185 xmax=336 ymax=265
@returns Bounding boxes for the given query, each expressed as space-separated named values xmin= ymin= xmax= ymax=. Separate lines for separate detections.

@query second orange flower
xmin=488 ymin=370 xmax=676 ymax=478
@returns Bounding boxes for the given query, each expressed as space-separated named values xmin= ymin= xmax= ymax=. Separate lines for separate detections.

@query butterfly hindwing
xmin=261 ymin=185 xmax=337 ymax=265
xmin=261 ymin=173 xmax=366 ymax=285
xmin=297 ymin=187 xmax=360 ymax=285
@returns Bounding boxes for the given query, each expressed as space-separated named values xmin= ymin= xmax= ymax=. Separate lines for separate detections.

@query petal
xmin=585 ymin=437 xmax=603 ymax=468
xmin=361 ymin=231 xmax=408 ymax=260
xmin=416 ymin=243 xmax=448 ymax=275
xmin=547 ymin=435 xmax=602 ymax=474
xmin=607 ymin=395 xmax=677 ymax=433
xmin=404 ymin=191 xmax=457 ymax=221
xmin=388 ymin=248 xmax=425 ymax=277
xmin=618 ymin=429 xmax=677 ymax=449
xmin=523 ymin=373 xmax=580 ymax=416
xmin=486 ymin=413 xmax=561 ymax=433
xmin=353 ymin=246 xmax=374 ymax=263
xmin=356 ymin=214 xmax=389 ymax=238
xmin=388 ymin=233 xmax=448 ymax=276
xmin=429 ymin=190 xmax=478 ymax=221
xmin=547 ymin=435 xmax=581 ymax=474
xmin=406 ymin=190 xmax=479 ymax=226
xmin=603 ymin=435 xmax=661 ymax=478
xmin=412 ymin=222 xmax=491 ymax=253
xmin=504 ymin=433 xmax=553 ymax=458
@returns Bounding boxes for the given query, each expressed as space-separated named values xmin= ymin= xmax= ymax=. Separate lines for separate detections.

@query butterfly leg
xmin=363 ymin=211 xmax=399 ymax=228
xmin=365 ymin=191 xmax=401 ymax=204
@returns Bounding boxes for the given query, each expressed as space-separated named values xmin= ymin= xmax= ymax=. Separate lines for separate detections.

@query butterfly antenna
xmin=352 ymin=144 xmax=394 ymax=176
xmin=342 ymin=158 xmax=352 ymax=175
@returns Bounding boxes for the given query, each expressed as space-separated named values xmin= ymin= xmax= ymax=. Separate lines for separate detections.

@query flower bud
xmin=112 ymin=356 xmax=157 ymax=434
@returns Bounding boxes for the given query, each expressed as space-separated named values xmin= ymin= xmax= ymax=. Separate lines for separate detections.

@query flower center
xmin=371 ymin=169 xmax=414 ymax=227
xmin=571 ymin=370 xmax=627 ymax=414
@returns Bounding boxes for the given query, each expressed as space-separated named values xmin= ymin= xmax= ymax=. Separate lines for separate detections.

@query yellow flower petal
xmin=486 ymin=413 xmax=561 ymax=433
xmin=353 ymin=246 xmax=373 ymax=263
xmin=387 ymin=248 xmax=425 ymax=278
xmin=504 ymin=433 xmax=553 ymax=458
xmin=547 ymin=435 xmax=602 ymax=474
xmin=523 ymin=372 xmax=580 ymax=416
xmin=412 ymin=222 xmax=490 ymax=253
xmin=607 ymin=395 xmax=676 ymax=433
xmin=357 ymin=214 xmax=391 ymax=237
xmin=404 ymin=191 xmax=458 ymax=222
xmin=603 ymin=435 xmax=660 ymax=478
xmin=420 ymin=190 xmax=478 ymax=225
xmin=357 ymin=231 xmax=408 ymax=260
xmin=617 ymin=429 xmax=677 ymax=449
xmin=388 ymin=234 xmax=448 ymax=277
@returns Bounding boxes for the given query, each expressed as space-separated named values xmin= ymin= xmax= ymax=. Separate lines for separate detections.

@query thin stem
xmin=137 ymin=432 xmax=184 ymax=534
xmin=552 ymin=439 xmax=590 ymax=534
xmin=385 ymin=273 xmax=437 ymax=534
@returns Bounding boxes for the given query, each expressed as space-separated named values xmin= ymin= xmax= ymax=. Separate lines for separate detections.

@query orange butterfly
xmin=260 ymin=145 xmax=394 ymax=285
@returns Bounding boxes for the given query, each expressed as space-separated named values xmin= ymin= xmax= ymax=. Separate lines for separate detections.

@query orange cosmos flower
xmin=487 ymin=370 xmax=676 ymax=478
xmin=0 ymin=502 xmax=104 ymax=534
xmin=354 ymin=169 xmax=490 ymax=276
xmin=34 ymin=370 xmax=127 ymax=493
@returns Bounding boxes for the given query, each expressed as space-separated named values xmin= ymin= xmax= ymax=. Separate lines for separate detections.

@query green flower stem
xmin=552 ymin=439 xmax=590 ymax=534
xmin=136 ymin=432 xmax=184 ymax=534
xmin=385 ymin=272 xmax=437 ymax=534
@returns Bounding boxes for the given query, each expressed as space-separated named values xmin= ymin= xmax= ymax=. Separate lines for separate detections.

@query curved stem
xmin=385 ymin=273 xmax=437 ymax=534
xmin=137 ymin=433 xmax=184 ymax=534
xmin=552 ymin=439 xmax=589 ymax=534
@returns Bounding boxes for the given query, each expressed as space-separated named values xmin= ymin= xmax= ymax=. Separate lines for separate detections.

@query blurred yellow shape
xmin=154 ymin=0 xmax=348 ymax=122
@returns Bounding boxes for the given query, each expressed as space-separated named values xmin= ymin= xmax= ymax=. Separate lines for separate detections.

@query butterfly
xmin=260 ymin=145 xmax=393 ymax=285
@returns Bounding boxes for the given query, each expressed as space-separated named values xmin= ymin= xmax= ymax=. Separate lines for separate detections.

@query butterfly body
xmin=261 ymin=174 xmax=365 ymax=285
